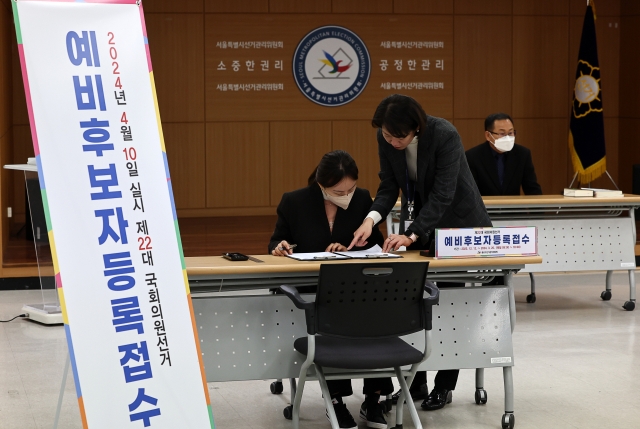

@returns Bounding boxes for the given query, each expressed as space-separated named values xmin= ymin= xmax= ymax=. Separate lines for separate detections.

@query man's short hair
xmin=484 ymin=113 xmax=514 ymax=132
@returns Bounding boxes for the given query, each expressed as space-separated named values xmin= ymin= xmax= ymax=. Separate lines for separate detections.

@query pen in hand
xmin=278 ymin=244 xmax=297 ymax=251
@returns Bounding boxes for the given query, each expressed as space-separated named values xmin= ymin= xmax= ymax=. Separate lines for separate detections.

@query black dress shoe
xmin=390 ymin=383 xmax=428 ymax=404
xmin=420 ymin=388 xmax=453 ymax=411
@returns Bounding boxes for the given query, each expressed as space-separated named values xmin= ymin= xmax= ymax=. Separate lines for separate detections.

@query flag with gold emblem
xmin=569 ymin=1 xmax=605 ymax=183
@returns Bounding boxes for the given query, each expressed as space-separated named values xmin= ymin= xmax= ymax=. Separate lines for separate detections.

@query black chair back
xmin=315 ymin=262 xmax=429 ymax=339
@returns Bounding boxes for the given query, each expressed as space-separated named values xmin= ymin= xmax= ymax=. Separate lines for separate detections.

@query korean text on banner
xmin=435 ymin=227 xmax=538 ymax=259
xmin=12 ymin=1 xmax=213 ymax=428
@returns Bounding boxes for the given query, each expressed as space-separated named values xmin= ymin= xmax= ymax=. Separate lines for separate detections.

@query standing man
xmin=466 ymin=113 xmax=542 ymax=196
xmin=349 ymin=94 xmax=492 ymax=411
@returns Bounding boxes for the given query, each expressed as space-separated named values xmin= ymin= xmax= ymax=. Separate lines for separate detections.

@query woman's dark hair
xmin=371 ymin=94 xmax=427 ymax=138
xmin=307 ymin=150 xmax=358 ymax=188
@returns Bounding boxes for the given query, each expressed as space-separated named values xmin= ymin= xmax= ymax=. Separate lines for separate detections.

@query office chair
xmin=280 ymin=262 xmax=439 ymax=429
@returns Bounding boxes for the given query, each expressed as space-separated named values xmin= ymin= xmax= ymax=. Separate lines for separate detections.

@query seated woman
xmin=269 ymin=150 xmax=390 ymax=429
xmin=269 ymin=150 xmax=383 ymax=257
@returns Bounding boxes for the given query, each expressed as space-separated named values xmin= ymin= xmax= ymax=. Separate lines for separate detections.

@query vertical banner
xmin=12 ymin=1 xmax=214 ymax=428
xmin=569 ymin=1 xmax=606 ymax=183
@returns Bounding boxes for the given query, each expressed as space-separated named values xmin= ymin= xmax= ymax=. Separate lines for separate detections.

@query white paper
xmin=334 ymin=244 xmax=402 ymax=259
xmin=286 ymin=252 xmax=350 ymax=261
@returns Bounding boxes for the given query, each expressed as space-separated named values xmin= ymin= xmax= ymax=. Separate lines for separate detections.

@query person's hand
xmin=382 ymin=234 xmax=413 ymax=253
xmin=326 ymin=243 xmax=347 ymax=252
xmin=272 ymin=240 xmax=293 ymax=257
xmin=348 ymin=218 xmax=374 ymax=249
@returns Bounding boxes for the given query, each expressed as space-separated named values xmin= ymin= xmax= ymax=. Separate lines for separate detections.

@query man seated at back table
xmin=466 ymin=112 xmax=542 ymax=286
xmin=465 ymin=112 xmax=542 ymax=197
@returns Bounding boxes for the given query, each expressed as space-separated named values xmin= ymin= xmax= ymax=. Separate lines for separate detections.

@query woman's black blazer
xmin=268 ymin=183 xmax=384 ymax=253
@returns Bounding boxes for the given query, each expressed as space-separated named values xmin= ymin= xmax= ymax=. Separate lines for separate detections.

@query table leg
xmin=624 ymin=270 xmax=636 ymax=311
xmin=505 ymin=271 xmax=516 ymax=332
xmin=475 ymin=368 xmax=488 ymax=405
xmin=502 ymin=366 xmax=515 ymax=429
xmin=289 ymin=378 xmax=297 ymax=403
xmin=601 ymin=271 xmax=614 ymax=301
xmin=475 ymin=368 xmax=484 ymax=390
xmin=526 ymin=273 xmax=536 ymax=303
xmin=503 ymin=366 xmax=514 ymax=413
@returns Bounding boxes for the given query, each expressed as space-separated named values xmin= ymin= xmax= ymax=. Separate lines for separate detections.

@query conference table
xmin=387 ymin=195 xmax=640 ymax=310
xmin=186 ymin=252 xmax=542 ymax=427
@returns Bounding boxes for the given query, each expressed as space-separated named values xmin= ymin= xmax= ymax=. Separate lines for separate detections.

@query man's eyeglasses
xmin=489 ymin=130 xmax=516 ymax=138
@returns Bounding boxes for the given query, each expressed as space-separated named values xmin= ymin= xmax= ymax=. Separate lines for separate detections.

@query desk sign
xmin=13 ymin=1 xmax=213 ymax=428
xmin=435 ymin=227 xmax=537 ymax=258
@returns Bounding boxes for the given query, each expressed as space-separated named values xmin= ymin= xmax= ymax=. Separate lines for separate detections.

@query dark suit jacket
xmin=268 ymin=184 xmax=384 ymax=253
xmin=369 ymin=116 xmax=492 ymax=248
xmin=465 ymin=142 xmax=542 ymax=196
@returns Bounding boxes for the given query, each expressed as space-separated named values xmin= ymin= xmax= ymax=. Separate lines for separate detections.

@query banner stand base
xmin=22 ymin=303 xmax=63 ymax=325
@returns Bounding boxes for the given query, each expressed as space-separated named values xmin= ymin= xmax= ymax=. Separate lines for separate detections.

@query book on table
xmin=564 ymin=188 xmax=593 ymax=197
xmin=581 ymin=188 xmax=623 ymax=198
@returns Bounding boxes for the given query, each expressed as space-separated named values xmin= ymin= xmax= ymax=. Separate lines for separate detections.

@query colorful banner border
xmin=11 ymin=1 xmax=214 ymax=427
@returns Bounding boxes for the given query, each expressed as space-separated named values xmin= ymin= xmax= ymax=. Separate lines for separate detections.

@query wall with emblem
xmin=618 ymin=1 xmax=640 ymax=192
xmin=5 ymin=0 xmax=627 ymax=231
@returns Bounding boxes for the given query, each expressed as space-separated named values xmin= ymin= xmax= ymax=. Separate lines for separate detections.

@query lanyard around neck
xmin=405 ymin=166 xmax=415 ymax=220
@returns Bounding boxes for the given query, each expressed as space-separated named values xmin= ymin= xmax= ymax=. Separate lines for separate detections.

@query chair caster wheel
xmin=600 ymin=290 xmax=612 ymax=301
xmin=283 ymin=405 xmax=293 ymax=420
xmin=270 ymin=381 xmax=283 ymax=394
xmin=526 ymin=293 xmax=536 ymax=303
xmin=623 ymin=301 xmax=635 ymax=311
xmin=501 ymin=413 xmax=515 ymax=429
xmin=474 ymin=388 xmax=487 ymax=405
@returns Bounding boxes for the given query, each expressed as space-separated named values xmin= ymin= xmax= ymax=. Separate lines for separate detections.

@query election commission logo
xmin=293 ymin=26 xmax=370 ymax=107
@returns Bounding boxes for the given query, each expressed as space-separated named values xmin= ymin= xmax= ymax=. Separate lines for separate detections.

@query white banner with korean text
xmin=435 ymin=227 xmax=538 ymax=258
xmin=13 ymin=1 xmax=213 ymax=427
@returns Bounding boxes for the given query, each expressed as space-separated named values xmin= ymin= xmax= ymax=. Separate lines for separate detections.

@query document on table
xmin=285 ymin=252 xmax=350 ymax=261
xmin=333 ymin=245 xmax=402 ymax=259
xmin=284 ymin=245 xmax=402 ymax=261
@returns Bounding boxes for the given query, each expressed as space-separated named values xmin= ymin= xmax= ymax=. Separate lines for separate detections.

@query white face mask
xmin=321 ymin=189 xmax=354 ymax=210
xmin=492 ymin=135 xmax=515 ymax=152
